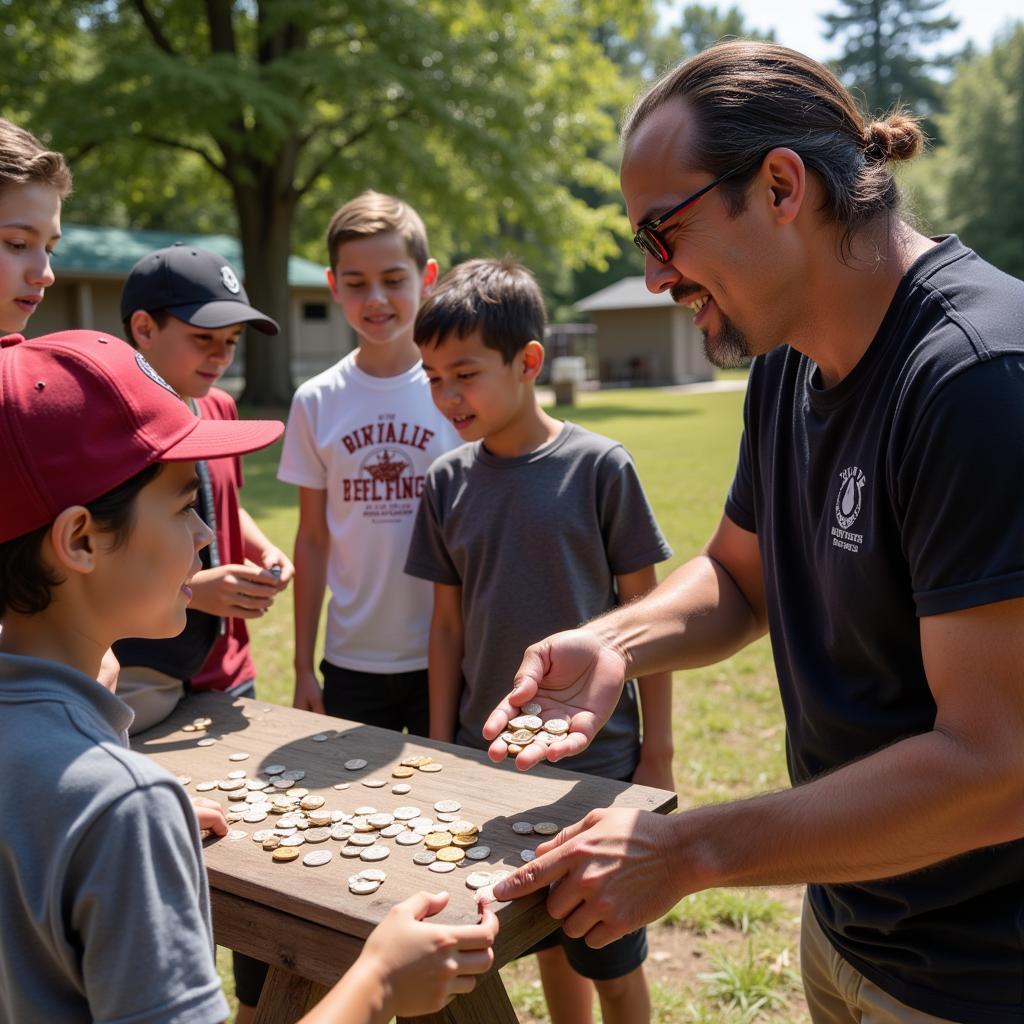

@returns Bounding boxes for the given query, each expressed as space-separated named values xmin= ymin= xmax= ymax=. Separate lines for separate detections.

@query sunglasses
xmin=632 ymin=161 xmax=756 ymax=264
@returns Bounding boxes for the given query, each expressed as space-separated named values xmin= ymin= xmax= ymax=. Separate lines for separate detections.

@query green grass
xmin=229 ymin=384 xmax=806 ymax=1021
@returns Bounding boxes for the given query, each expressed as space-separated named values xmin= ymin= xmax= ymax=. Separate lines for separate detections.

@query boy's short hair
xmin=414 ymin=257 xmax=546 ymax=365
xmin=121 ymin=309 xmax=172 ymax=349
xmin=0 ymin=464 xmax=162 ymax=617
xmin=0 ymin=117 xmax=72 ymax=199
xmin=326 ymin=191 xmax=429 ymax=272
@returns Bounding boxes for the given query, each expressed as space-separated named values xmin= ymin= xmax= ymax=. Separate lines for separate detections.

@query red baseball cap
xmin=0 ymin=330 xmax=284 ymax=543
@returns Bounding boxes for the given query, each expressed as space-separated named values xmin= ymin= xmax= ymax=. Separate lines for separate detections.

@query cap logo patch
xmin=220 ymin=265 xmax=241 ymax=294
xmin=135 ymin=352 xmax=178 ymax=396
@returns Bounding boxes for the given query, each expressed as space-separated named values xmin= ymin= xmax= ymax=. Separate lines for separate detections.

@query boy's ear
xmin=47 ymin=507 xmax=98 ymax=577
xmin=129 ymin=310 xmax=158 ymax=352
xmin=326 ymin=268 xmax=340 ymax=302
xmin=420 ymin=259 xmax=439 ymax=297
xmin=521 ymin=339 xmax=545 ymax=382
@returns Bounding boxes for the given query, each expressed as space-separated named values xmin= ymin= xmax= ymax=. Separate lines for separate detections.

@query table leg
xmin=400 ymin=967 xmax=519 ymax=1024
xmin=252 ymin=965 xmax=329 ymax=1024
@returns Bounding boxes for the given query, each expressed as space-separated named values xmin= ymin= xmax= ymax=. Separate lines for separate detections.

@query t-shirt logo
xmin=835 ymin=466 xmax=866 ymax=530
xmin=220 ymin=265 xmax=241 ymax=294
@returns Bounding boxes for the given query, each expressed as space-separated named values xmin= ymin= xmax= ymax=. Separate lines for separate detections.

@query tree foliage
xmin=822 ymin=0 xmax=960 ymax=123
xmin=1 ymin=0 xmax=645 ymax=401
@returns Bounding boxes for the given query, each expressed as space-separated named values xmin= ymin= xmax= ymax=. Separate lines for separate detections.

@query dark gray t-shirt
xmin=406 ymin=422 xmax=671 ymax=779
xmin=0 ymin=652 xmax=228 ymax=1024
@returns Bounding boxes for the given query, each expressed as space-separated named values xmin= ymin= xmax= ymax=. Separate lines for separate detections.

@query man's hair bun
xmin=863 ymin=112 xmax=925 ymax=162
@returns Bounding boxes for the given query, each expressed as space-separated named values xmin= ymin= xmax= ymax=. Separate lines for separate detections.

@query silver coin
xmin=195 ymin=781 xmax=218 ymax=793
xmin=271 ymin=778 xmax=293 ymax=789
xmin=520 ymin=849 xmax=536 ymax=862
xmin=175 ymin=774 xmax=192 ymax=786
xmin=392 ymin=806 xmax=421 ymax=820
xmin=543 ymin=718 xmax=570 ymax=735
xmin=347 ymin=833 xmax=376 ymax=847
xmin=341 ymin=844 xmax=364 ymax=858
xmin=349 ymin=816 xmax=374 ymax=832
xmin=263 ymin=764 xmax=287 ymax=775
xmin=358 ymin=867 xmax=387 ymax=882
xmin=522 ymin=702 xmax=543 ymax=716
xmin=302 ymin=850 xmax=332 ymax=867
xmin=465 ymin=845 xmax=491 ymax=860
xmin=226 ymin=791 xmax=248 ymax=802
xmin=333 ymin=782 xmax=351 ymax=791
xmin=509 ymin=714 xmax=542 ymax=731
xmin=304 ymin=827 xmax=332 ymax=844
xmin=418 ymin=763 xmax=443 ymax=773
xmin=511 ymin=821 xmax=534 ymax=835
xmin=391 ymin=783 xmax=411 ymax=795
xmin=434 ymin=799 xmax=461 ymax=814
xmin=465 ymin=872 xmax=492 ymax=890
xmin=252 ymin=829 xmax=274 ymax=843
xmin=228 ymin=752 xmax=250 ymax=762
xmin=360 ymin=845 xmax=390 ymax=862
xmin=307 ymin=811 xmax=332 ymax=827
xmin=344 ymin=758 xmax=367 ymax=771
xmin=395 ymin=831 xmax=423 ymax=846
xmin=273 ymin=827 xmax=297 ymax=837
xmin=435 ymin=812 xmax=459 ymax=823
xmin=280 ymin=834 xmax=305 ymax=847
xmin=348 ymin=878 xmax=380 ymax=895
xmin=226 ymin=769 xmax=247 ymax=780
xmin=534 ymin=822 xmax=560 ymax=836
xmin=244 ymin=793 xmax=269 ymax=805
xmin=428 ymin=860 xmax=456 ymax=873
xmin=246 ymin=777 xmax=270 ymax=790
xmin=226 ymin=829 xmax=248 ymax=841
xmin=242 ymin=809 xmax=268 ymax=824
xmin=277 ymin=814 xmax=303 ymax=829
xmin=408 ymin=817 xmax=434 ymax=831
xmin=196 ymin=738 xmax=217 ymax=747
xmin=218 ymin=778 xmax=246 ymax=792
xmin=361 ymin=778 xmax=386 ymax=788
xmin=311 ymin=733 xmax=329 ymax=742
xmin=475 ymin=884 xmax=496 ymax=904
xmin=413 ymin=850 xmax=437 ymax=865
xmin=330 ymin=824 xmax=354 ymax=841
xmin=281 ymin=769 xmax=306 ymax=781
xmin=353 ymin=805 xmax=378 ymax=816
xmin=300 ymin=795 xmax=325 ymax=810
xmin=379 ymin=824 xmax=404 ymax=838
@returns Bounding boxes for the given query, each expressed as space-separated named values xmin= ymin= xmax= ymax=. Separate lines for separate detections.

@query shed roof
xmin=53 ymin=224 xmax=329 ymax=289
xmin=575 ymin=276 xmax=677 ymax=313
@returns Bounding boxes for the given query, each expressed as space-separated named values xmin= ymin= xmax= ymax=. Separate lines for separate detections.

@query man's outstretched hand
xmin=482 ymin=628 xmax=630 ymax=770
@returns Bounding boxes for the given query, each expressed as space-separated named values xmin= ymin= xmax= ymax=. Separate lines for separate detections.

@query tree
xmin=923 ymin=25 xmax=1024 ymax=279
xmin=3 ymin=1 xmax=643 ymax=404
xmin=822 ymin=0 xmax=960 ymax=123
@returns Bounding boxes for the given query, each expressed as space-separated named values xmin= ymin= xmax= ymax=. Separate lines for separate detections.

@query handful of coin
xmin=499 ymin=704 xmax=570 ymax=757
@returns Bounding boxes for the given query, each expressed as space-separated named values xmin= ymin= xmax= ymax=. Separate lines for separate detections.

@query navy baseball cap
xmin=121 ymin=244 xmax=279 ymax=335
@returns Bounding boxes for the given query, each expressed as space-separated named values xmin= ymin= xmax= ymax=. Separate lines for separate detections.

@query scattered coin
xmin=509 ymin=729 xmax=536 ymax=745
xmin=331 ymin=824 xmax=354 ymax=841
xmin=195 ymin=781 xmax=218 ymax=793
xmin=280 ymin=834 xmax=305 ymax=847
xmin=226 ymin=769 xmax=247 ymax=780
xmin=242 ymin=809 xmax=268 ymax=824
xmin=509 ymin=714 xmax=543 ymax=731
xmin=434 ymin=799 xmax=461 ymax=814
xmin=360 ymin=845 xmax=390 ymax=862
xmin=175 ymin=775 xmax=192 ymax=786
xmin=511 ymin=821 xmax=534 ymax=835
xmin=263 ymin=764 xmax=286 ymax=775
xmin=391 ymin=767 xmax=415 ymax=778
xmin=367 ymin=813 xmax=395 ymax=828
xmin=344 ymin=758 xmax=367 ymax=771
xmin=475 ymin=885 xmax=495 ymax=904
xmin=347 ymin=833 xmax=376 ymax=847
xmin=227 ymin=829 xmax=248 ymax=841
xmin=341 ymin=845 xmax=364 ymax=858
xmin=379 ymin=823 xmax=404 ymax=838
xmin=358 ymin=868 xmax=387 ymax=882
xmin=311 ymin=733 xmax=329 ymax=742
xmin=272 ymin=847 xmax=300 ymax=863
xmin=543 ymin=718 xmax=569 ymax=735
xmin=435 ymin=812 xmax=459 ymax=823
xmin=424 ymin=831 xmax=453 ymax=850
xmin=395 ymin=831 xmax=423 ymax=846
xmin=465 ymin=845 xmax=491 ymax=860
xmin=272 ymin=778 xmax=293 ymax=789
xmin=196 ymin=738 xmax=217 ymax=747
xmin=262 ymin=835 xmax=281 ymax=851
xmin=286 ymin=787 xmax=309 ymax=799
xmin=400 ymin=755 xmax=432 ymax=768
xmin=465 ymin=872 xmax=492 ymax=890
xmin=252 ymin=829 xmax=274 ymax=843
xmin=333 ymin=782 xmax=350 ymax=791
xmin=228 ymin=752 xmax=250 ymax=762
xmin=348 ymin=877 xmax=381 ymax=895
xmin=353 ymin=805 xmax=377 ymax=815
xmin=520 ymin=849 xmax=536 ymax=862
xmin=428 ymin=860 xmax=456 ymax=873
xmin=183 ymin=724 xmax=197 ymax=733
xmin=393 ymin=806 xmax=421 ymax=820
xmin=307 ymin=810 xmax=332 ymax=827
xmin=303 ymin=850 xmax=332 ymax=867
xmin=218 ymin=779 xmax=246 ymax=792
xmin=522 ymin=702 xmax=543 ymax=716
xmin=418 ymin=763 xmax=443 ymax=773
xmin=534 ymin=822 xmax=559 ymax=836
xmin=246 ymin=777 xmax=269 ymax=790
xmin=413 ymin=850 xmax=437 ymax=865
xmin=436 ymin=847 xmax=465 ymax=863
xmin=304 ymin=827 xmax=332 ymax=844
xmin=362 ymin=778 xmax=386 ymax=788
xmin=300 ymin=795 xmax=325 ymax=810
xmin=281 ymin=769 xmax=306 ymax=781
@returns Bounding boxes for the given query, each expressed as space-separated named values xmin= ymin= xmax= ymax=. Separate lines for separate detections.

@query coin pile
xmin=182 ymin=716 xmax=213 ymax=733
xmin=498 ymin=702 xmax=570 ymax=757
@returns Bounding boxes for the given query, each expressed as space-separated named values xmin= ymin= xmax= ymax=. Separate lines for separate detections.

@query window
xmin=303 ymin=303 xmax=328 ymax=321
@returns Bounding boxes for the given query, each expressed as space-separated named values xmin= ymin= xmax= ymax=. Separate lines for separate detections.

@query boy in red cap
xmin=115 ymin=244 xmax=294 ymax=733
xmin=0 ymin=329 xmax=497 ymax=1024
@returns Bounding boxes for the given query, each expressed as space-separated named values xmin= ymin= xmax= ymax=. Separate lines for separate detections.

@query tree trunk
xmin=235 ymin=177 xmax=297 ymax=408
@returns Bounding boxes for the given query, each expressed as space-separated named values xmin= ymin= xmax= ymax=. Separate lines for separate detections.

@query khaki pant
xmin=116 ymin=666 xmax=185 ymax=735
xmin=800 ymin=895 xmax=957 ymax=1024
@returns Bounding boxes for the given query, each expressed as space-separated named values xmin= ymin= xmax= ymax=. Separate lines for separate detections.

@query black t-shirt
xmin=725 ymin=236 xmax=1024 ymax=1023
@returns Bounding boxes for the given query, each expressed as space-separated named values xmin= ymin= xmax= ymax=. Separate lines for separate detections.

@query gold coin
xmin=391 ymin=767 xmax=415 ymax=778
xmin=451 ymin=835 xmax=478 ymax=848
xmin=400 ymin=755 xmax=432 ymax=768
xmin=418 ymin=763 xmax=443 ymax=773
xmin=272 ymin=847 xmax=300 ymax=862
xmin=423 ymin=831 xmax=454 ymax=850
xmin=436 ymin=846 xmax=465 ymax=863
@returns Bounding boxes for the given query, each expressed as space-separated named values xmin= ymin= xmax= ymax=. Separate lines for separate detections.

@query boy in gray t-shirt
xmin=406 ymin=258 xmax=673 ymax=1024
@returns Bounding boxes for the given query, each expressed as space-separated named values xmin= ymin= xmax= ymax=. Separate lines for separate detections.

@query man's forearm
xmin=293 ymin=536 xmax=328 ymax=672
xmin=428 ymin=623 xmax=464 ymax=742
xmin=594 ymin=554 xmax=766 ymax=679
xmin=669 ymin=727 xmax=1024 ymax=894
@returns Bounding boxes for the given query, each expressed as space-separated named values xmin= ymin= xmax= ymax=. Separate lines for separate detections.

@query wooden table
xmin=133 ymin=693 xmax=677 ymax=1023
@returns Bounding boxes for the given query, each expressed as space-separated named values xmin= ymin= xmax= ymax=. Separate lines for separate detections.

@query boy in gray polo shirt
xmin=406 ymin=258 xmax=673 ymax=1024
xmin=0 ymin=330 xmax=498 ymax=1024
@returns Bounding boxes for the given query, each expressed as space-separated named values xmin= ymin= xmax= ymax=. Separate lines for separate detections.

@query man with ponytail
xmin=483 ymin=42 xmax=1024 ymax=1024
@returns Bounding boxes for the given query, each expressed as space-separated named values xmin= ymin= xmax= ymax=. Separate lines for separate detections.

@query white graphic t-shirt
xmin=278 ymin=352 xmax=459 ymax=672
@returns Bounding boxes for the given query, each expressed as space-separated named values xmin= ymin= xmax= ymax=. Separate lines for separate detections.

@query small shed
xmin=28 ymin=224 xmax=354 ymax=381
xmin=575 ymin=276 xmax=714 ymax=385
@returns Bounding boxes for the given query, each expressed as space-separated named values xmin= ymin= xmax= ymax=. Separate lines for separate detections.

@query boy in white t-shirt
xmin=278 ymin=191 xmax=459 ymax=733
